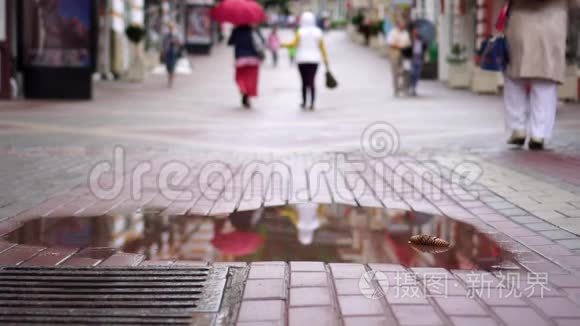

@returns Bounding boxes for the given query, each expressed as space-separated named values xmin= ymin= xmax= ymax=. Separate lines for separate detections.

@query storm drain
xmin=0 ymin=265 xmax=228 ymax=325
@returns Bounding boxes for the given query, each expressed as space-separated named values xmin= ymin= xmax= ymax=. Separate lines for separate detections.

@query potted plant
xmin=446 ymin=43 xmax=471 ymax=88
xmin=125 ymin=24 xmax=147 ymax=82
xmin=368 ymin=20 xmax=384 ymax=49
xmin=348 ymin=13 xmax=364 ymax=41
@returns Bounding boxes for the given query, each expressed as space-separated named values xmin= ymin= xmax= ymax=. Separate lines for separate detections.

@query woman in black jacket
xmin=228 ymin=25 xmax=264 ymax=108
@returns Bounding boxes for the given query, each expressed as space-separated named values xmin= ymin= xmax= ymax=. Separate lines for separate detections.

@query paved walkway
xmin=1 ymin=30 xmax=580 ymax=325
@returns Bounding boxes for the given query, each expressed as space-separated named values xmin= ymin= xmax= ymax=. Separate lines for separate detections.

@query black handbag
xmin=325 ymin=70 xmax=338 ymax=89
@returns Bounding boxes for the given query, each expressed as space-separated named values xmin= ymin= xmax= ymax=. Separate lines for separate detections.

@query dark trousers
xmin=271 ymin=50 xmax=278 ymax=67
xmin=298 ymin=63 xmax=319 ymax=106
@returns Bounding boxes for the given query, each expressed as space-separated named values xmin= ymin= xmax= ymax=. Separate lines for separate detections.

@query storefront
xmin=0 ymin=0 xmax=13 ymax=99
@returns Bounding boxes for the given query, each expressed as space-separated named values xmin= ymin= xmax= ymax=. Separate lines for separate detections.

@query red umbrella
xmin=211 ymin=230 xmax=264 ymax=256
xmin=210 ymin=0 xmax=265 ymax=26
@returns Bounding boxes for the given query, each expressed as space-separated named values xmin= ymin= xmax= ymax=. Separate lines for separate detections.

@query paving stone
xmin=368 ymin=263 xmax=407 ymax=272
xmin=450 ymin=317 xmax=500 ymax=326
xmin=237 ymin=300 xmax=285 ymax=322
xmin=289 ymin=306 xmax=337 ymax=326
xmin=529 ymin=297 xmax=580 ymax=317
xmin=330 ymin=263 xmax=366 ymax=279
xmin=474 ymin=288 xmax=527 ymax=306
xmin=434 ymin=297 xmax=488 ymax=316
xmin=557 ymin=239 xmax=580 ymax=250
xmin=237 ymin=321 xmax=282 ymax=326
xmin=290 ymin=261 xmax=325 ymax=272
xmin=539 ymin=230 xmax=578 ymax=240
xmin=243 ymin=279 xmax=287 ymax=300
xmin=424 ymin=279 xmax=468 ymax=296
xmin=412 ymin=267 xmax=455 ymax=279
xmin=517 ymin=236 xmax=554 ymax=246
xmin=510 ymin=215 xmax=544 ymax=224
xmin=291 ymin=272 xmax=328 ymax=287
xmin=385 ymin=286 xmax=428 ymax=304
xmin=343 ymin=316 xmax=390 ymax=326
xmin=334 ymin=279 xmax=363 ymax=295
xmin=391 ymin=305 xmax=444 ymax=326
xmin=249 ymin=264 xmax=286 ymax=279
xmin=290 ymin=287 xmax=331 ymax=306
xmin=555 ymin=319 xmax=580 ymax=326
xmin=526 ymin=222 xmax=559 ymax=231
xmin=493 ymin=307 xmax=550 ymax=326
xmin=337 ymin=295 xmax=385 ymax=316
xmin=548 ymin=275 xmax=580 ymax=288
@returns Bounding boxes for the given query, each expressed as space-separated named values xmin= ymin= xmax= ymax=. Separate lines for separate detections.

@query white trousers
xmin=503 ymin=76 xmax=558 ymax=139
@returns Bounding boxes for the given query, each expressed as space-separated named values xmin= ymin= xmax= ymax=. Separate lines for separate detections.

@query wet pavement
xmin=1 ymin=30 xmax=580 ymax=325
xmin=3 ymin=204 xmax=512 ymax=270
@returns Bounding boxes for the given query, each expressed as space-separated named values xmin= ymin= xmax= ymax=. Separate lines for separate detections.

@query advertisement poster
xmin=21 ymin=0 xmax=92 ymax=68
xmin=186 ymin=5 xmax=212 ymax=44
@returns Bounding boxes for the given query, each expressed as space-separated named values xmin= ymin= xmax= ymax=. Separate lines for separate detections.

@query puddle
xmin=3 ymin=204 xmax=513 ymax=270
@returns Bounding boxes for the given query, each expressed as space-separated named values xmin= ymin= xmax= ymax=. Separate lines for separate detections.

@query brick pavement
xmin=1 ymin=31 xmax=580 ymax=325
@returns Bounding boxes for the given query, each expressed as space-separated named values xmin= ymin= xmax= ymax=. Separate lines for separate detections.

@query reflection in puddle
xmin=4 ymin=204 xmax=512 ymax=270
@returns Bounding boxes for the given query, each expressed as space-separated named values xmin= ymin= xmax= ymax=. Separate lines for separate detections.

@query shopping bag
xmin=325 ymin=70 xmax=338 ymax=89
xmin=402 ymin=59 xmax=412 ymax=72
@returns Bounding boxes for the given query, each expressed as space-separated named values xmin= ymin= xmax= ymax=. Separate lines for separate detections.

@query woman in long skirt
xmin=228 ymin=25 xmax=264 ymax=108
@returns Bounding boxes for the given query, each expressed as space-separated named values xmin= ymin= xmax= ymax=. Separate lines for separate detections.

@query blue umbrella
xmin=413 ymin=19 xmax=436 ymax=45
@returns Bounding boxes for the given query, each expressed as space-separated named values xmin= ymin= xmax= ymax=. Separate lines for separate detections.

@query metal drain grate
xmin=0 ymin=265 xmax=228 ymax=325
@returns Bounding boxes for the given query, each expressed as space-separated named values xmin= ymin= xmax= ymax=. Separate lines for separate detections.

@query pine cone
xmin=410 ymin=244 xmax=451 ymax=254
xmin=408 ymin=234 xmax=450 ymax=247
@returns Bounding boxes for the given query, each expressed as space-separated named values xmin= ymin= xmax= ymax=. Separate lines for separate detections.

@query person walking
xmin=409 ymin=26 xmax=426 ymax=96
xmin=267 ymin=26 xmax=281 ymax=67
xmin=504 ymin=0 xmax=580 ymax=150
xmin=228 ymin=25 xmax=265 ymax=108
xmin=386 ymin=17 xmax=411 ymax=97
xmin=283 ymin=12 xmax=329 ymax=110
xmin=161 ymin=23 xmax=182 ymax=88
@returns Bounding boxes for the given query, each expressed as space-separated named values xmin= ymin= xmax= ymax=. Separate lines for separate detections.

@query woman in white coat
xmin=504 ymin=0 xmax=580 ymax=150
xmin=283 ymin=12 xmax=329 ymax=110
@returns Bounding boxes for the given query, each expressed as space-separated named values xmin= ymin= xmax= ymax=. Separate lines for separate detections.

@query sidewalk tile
xmin=343 ymin=316 xmax=389 ymax=326
xmin=290 ymin=287 xmax=331 ymax=306
xmin=529 ymin=297 xmax=580 ymax=317
xmin=249 ymin=264 xmax=286 ymax=279
xmin=450 ymin=317 xmax=499 ymax=326
xmin=289 ymin=306 xmax=336 ymax=326
xmin=493 ymin=307 xmax=550 ymax=326
xmin=243 ymin=279 xmax=286 ymax=300
xmin=291 ymin=272 xmax=328 ymax=287
xmin=391 ymin=305 xmax=444 ymax=326
xmin=330 ymin=263 xmax=366 ymax=279
xmin=385 ymin=286 xmax=428 ymax=304
xmin=368 ymin=263 xmax=407 ymax=272
xmin=338 ymin=295 xmax=385 ymax=316
xmin=237 ymin=300 xmax=285 ymax=322
xmin=290 ymin=261 xmax=325 ymax=272
xmin=334 ymin=279 xmax=363 ymax=295
xmin=434 ymin=297 xmax=488 ymax=316
xmin=475 ymin=289 xmax=527 ymax=306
